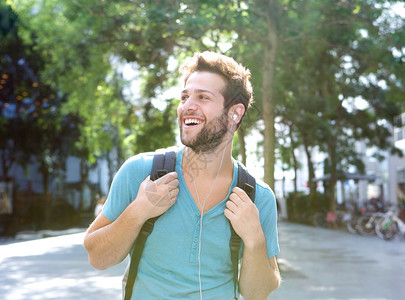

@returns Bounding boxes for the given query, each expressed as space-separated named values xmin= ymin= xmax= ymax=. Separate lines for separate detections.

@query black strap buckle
xmin=157 ymin=169 xmax=168 ymax=178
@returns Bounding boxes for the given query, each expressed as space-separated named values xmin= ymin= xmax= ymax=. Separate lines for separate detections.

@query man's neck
xmin=183 ymin=144 xmax=234 ymax=180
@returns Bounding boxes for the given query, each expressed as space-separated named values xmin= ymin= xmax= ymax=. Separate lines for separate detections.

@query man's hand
xmin=226 ymin=188 xmax=281 ymax=298
xmin=83 ymin=172 xmax=179 ymax=270
xmin=136 ymin=172 xmax=179 ymax=222
xmin=224 ymin=187 xmax=263 ymax=246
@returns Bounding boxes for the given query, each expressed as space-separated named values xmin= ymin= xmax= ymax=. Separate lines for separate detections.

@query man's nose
xmin=182 ymin=95 xmax=199 ymax=111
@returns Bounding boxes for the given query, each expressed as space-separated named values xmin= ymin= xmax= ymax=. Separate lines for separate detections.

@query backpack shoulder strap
xmin=230 ymin=161 xmax=256 ymax=300
xmin=124 ymin=150 xmax=176 ymax=300
xmin=236 ymin=161 xmax=256 ymax=202
xmin=150 ymin=151 xmax=176 ymax=180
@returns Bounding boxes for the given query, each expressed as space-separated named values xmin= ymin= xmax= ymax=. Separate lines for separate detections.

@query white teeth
xmin=184 ymin=118 xmax=202 ymax=125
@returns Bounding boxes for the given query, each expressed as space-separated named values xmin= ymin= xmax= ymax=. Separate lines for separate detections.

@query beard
xmin=179 ymin=111 xmax=229 ymax=154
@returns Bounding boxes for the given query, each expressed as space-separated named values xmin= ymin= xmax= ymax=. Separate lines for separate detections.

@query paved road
xmin=0 ymin=230 xmax=127 ymax=299
xmin=0 ymin=222 xmax=404 ymax=300
xmin=271 ymin=222 xmax=405 ymax=300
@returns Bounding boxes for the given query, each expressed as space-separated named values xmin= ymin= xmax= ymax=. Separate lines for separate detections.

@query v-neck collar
xmin=176 ymin=147 xmax=238 ymax=217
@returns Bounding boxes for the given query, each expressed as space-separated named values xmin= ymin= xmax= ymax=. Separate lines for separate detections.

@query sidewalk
xmin=1 ymin=222 xmax=404 ymax=300
xmin=0 ymin=228 xmax=87 ymax=247
xmin=0 ymin=230 xmax=127 ymax=299
xmin=271 ymin=222 xmax=405 ymax=300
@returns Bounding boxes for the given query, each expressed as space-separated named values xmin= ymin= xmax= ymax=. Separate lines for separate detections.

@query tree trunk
xmin=0 ymin=150 xmax=14 ymax=179
xmin=288 ymin=127 xmax=298 ymax=197
xmin=262 ymin=1 xmax=278 ymax=189
xmin=80 ymin=159 xmax=89 ymax=211
xmin=328 ymin=139 xmax=337 ymax=213
xmin=42 ymin=169 xmax=49 ymax=196
xmin=42 ymin=170 xmax=50 ymax=228
xmin=302 ymin=134 xmax=316 ymax=198
xmin=292 ymin=148 xmax=298 ymax=197
xmin=237 ymin=126 xmax=247 ymax=165
xmin=1 ymin=160 xmax=9 ymax=179
xmin=107 ymin=150 xmax=118 ymax=189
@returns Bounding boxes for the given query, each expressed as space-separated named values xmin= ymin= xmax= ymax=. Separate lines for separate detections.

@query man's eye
xmin=181 ymin=95 xmax=188 ymax=102
xmin=200 ymin=95 xmax=209 ymax=100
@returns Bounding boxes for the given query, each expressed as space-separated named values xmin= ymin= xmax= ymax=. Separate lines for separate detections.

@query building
xmin=273 ymin=112 xmax=405 ymax=218
xmin=390 ymin=112 xmax=405 ymax=205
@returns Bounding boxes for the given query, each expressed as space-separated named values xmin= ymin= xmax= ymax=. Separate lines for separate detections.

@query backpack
xmin=123 ymin=150 xmax=256 ymax=300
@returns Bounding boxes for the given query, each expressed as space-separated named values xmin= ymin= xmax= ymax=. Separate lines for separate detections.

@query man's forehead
xmin=183 ymin=71 xmax=226 ymax=94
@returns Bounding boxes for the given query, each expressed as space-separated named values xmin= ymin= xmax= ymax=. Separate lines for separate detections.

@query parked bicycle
xmin=375 ymin=205 xmax=405 ymax=241
xmin=340 ymin=201 xmax=363 ymax=234
xmin=313 ymin=207 xmax=357 ymax=232
xmin=353 ymin=198 xmax=389 ymax=236
xmin=355 ymin=211 xmax=386 ymax=236
xmin=313 ymin=210 xmax=335 ymax=228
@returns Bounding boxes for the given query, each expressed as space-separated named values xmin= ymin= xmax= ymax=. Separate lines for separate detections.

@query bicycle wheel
xmin=313 ymin=212 xmax=327 ymax=227
xmin=356 ymin=215 xmax=376 ymax=236
xmin=376 ymin=219 xmax=398 ymax=241
xmin=345 ymin=215 xmax=358 ymax=234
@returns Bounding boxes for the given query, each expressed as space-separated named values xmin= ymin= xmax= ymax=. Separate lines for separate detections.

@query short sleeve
xmin=255 ymin=182 xmax=280 ymax=258
xmin=103 ymin=154 xmax=153 ymax=222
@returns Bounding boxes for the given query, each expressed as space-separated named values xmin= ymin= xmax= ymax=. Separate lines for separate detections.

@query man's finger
xmin=169 ymin=189 xmax=179 ymax=202
xmin=168 ymin=179 xmax=179 ymax=189
xmin=231 ymin=187 xmax=250 ymax=202
xmin=226 ymin=200 xmax=238 ymax=213
xmin=167 ymin=185 xmax=179 ymax=192
xmin=156 ymin=172 xmax=178 ymax=184
xmin=169 ymin=188 xmax=177 ymax=197
xmin=229 ymin=192 xmax=243 ymax=206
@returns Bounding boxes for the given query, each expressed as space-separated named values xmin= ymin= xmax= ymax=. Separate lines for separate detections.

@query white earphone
xmin=232 ymin=114 xmax=237 ymax=120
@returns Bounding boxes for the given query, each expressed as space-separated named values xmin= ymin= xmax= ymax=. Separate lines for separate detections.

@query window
xmin=398 ymin=168 xmax=405 ymax=183
xmin=397 ymin=128 xmax=404 ymax=141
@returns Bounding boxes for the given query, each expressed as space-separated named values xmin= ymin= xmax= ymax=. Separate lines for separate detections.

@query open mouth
xmin=183 ymin=117 xmax=204 ymax=127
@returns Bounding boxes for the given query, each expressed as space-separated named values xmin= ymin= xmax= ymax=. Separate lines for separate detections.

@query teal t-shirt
xmin=103 ymin=147 xmax=280 ymax=300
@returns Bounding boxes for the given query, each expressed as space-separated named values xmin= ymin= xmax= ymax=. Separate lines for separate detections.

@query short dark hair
xmin=180 ymin=51 xmax=253 ymax=115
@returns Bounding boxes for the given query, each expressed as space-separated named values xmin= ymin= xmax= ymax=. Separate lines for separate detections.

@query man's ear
xmin=229 ymin=103 xmax=245 ymax=124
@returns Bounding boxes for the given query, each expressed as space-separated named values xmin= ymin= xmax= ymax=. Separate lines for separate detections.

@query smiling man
xmin=83 ymin=51 xmax=281 ymax=300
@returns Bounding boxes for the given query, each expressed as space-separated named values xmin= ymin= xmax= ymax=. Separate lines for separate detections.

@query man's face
xmin=177 ymin=71 xmax=230 ymax=154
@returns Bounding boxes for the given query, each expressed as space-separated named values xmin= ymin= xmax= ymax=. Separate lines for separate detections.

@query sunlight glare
xmin=0 ymin=232 xmax=85 ymax=263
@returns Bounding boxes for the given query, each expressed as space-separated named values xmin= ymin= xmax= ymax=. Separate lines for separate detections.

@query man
xmin=83 ymin=51 xmax=281 ymax=299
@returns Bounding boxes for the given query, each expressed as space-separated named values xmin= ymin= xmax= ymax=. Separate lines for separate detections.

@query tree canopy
xmin=3 ymin=0 xmax=404 ymax=210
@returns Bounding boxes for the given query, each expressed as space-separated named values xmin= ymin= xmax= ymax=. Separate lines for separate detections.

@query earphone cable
xmin=186 ymin=119 xmax=236 ymax=300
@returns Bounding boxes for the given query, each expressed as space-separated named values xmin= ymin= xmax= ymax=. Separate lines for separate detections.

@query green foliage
xmin=274 ymin=0 xmax=404 ymax=207
xmin=134 ymin=98 xmax=178 ymax=153
xmin=286 ymin=191 xmax=329 ymax=223
xmin=4 ymin=0 xmax=404 ymax=205
xmin=6 ymin=0 xmax=185 ymax=175
xmin=0 ymin=2 xmax=79 ymax=189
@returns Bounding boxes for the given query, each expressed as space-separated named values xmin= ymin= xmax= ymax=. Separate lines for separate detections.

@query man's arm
xmin=84 ymin=201 xmax=146 ymax=270
xmin=238 ymin=238 xmax=281 ymax=299
xmin=225 ymin=187 xmax=281 ymax=300
xmin=83 ymin=172 xmax=179 ymax=270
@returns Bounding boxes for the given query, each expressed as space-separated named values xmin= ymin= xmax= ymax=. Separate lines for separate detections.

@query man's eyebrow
xmin=181 ymin=88 xmax=216 ymax=96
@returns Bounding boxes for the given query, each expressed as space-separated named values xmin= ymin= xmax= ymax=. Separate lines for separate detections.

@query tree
xmin=8 ymin=0 xmax=188 ymax=179
xmin=8 ymin=0 xmax=404 ymax=205
xmin=1 ymin=3 xmax=79 ymax=196
xmin=276 ymin=0 xmax=404 ymax=211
